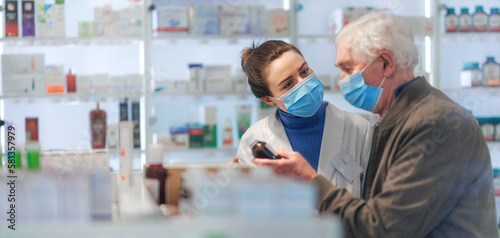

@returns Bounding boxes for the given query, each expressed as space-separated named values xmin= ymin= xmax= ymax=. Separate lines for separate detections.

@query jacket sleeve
xmin=314 ymin=119 xmax=477 ymax=238
xmin=235 ymin=131 xmax=257 ymax=166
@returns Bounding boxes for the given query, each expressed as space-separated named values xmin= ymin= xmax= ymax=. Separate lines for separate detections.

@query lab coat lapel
xmin=318 ymin=103 xmax=343 ymax=181
xmin=266 ymin=110 xmax=293 ymax=152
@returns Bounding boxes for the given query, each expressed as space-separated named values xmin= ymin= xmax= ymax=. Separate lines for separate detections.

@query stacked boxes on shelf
xmin=3 ymin=1 xmax=143 ymax=38
xmin=1 ymin=53 xmax=144 ymax=97
xmin=155 ymin=4 xmax=288 ymax=36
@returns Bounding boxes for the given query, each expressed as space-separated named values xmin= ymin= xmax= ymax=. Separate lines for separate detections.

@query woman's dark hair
xmin=241 ymin=40 xmax=303 ymax=98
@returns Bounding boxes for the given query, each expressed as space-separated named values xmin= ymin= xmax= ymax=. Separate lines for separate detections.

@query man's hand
xmin=253 ymin=148 xmax=319 ymax=182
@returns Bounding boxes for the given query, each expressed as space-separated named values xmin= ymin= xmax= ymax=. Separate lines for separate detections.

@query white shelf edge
xmin=152 ymin=34 xmax=291 ymax=41
xmin=0 ymin=90 xmax=144 ymax=100
xmin=441 ymin=32 xmax=500 ymax=42
xmin=153 ymin=90 xmax=342 ymax=98
xmin=0 ymin=36 xmax=144 ymax=46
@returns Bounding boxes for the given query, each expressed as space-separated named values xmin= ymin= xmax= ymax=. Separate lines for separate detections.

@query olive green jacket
xmin=314 ymin=77 xmax=498 ymax=238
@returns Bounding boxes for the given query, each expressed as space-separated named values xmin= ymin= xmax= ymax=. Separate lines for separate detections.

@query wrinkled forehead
xmin=335 ymin=34 xmax=355 ymax=66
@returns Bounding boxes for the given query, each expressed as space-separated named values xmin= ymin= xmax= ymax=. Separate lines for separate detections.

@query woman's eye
xmin=300 ymin=68 xmax=309 ymax=76
xmin=284 ymin=81 xmax=293 ymax=89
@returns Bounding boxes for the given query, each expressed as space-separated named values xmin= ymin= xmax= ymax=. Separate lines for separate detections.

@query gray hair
xmin=335 ymin=11 xmax=418 ymax=72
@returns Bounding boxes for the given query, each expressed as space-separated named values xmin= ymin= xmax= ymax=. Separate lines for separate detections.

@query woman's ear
xmin=261 ymin=97 xmax=276 ymax=107
xmin=378 ymin=51 xmax=396 ymax=78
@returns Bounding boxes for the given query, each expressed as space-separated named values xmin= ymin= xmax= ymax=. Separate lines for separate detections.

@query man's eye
xmin=345 ymin=68 xmax=352 ymax=74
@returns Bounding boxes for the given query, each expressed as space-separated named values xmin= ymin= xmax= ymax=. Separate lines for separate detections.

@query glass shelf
xmin=0 ymin=89 xmax=144 ymax=102
xmin=152 ymin=34 xmax=290 ymax=44
xmin=0 ymin=36 xmax=144 ymax=46
xmin=441 ymin=32 xmax=500 ymax=42
xmin=298 ymin=34 xmax=335 ymax=44
xmin=442 ymin=87 xmax=500 ymax=95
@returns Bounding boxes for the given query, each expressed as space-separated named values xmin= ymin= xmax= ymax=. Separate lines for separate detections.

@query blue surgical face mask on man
xmin=271 ymin=72 xmax=324 ymax=117
xmin=338 ymin=58 xmax=386 ymax=112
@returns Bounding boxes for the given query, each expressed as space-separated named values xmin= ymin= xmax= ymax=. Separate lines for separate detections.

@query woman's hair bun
xmin=240 ymin=42 xmax=257 ymax=70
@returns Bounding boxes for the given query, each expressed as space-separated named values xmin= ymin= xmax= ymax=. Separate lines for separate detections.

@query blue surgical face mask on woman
xmin=338 ymin=58 xmax=386 ymax=112
xmin=271 ymin=72 xmax=324 ymax=117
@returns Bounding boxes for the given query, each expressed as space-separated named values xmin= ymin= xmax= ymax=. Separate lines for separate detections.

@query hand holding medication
xmin=253 ymin=148 xmax=318 ymax=182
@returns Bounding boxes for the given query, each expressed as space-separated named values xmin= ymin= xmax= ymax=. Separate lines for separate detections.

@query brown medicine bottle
xmin=144 ymin=144 xmax=168 ymax=205
xmin=90 ymin=102 xmax=106 ymax=149
xmin=250 ymin=140 xmax=281 ymax=159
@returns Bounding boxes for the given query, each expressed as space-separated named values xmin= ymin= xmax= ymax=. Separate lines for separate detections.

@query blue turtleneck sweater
xmin=277 ymin=102 xmax=327 ymax=171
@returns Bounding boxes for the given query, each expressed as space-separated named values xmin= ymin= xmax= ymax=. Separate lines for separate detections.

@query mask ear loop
xmin=378 ymin=76 xmax=387 ymax=88
xmin=360 ymin=57 xmax=378 ymax=74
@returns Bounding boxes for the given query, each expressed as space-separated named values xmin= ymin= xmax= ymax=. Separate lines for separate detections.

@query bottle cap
xmin=476 ymin=5 xmax=483 ymax=11
xmin=447 ymin=8 xmax=455 ymax=13
xmin=147 ymin=144 xmax=164 ymax=164
xmin=486 ymin=56 xmax=494 ymax=61
xmin=472 ymin=62 xmax=480 ymax=68
xmin=460 ymin=8 xmax=468 ymax=13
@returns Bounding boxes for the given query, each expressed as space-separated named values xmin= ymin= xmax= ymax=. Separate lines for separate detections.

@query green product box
xmin=203 ymin=124 xmax=217 ymax=148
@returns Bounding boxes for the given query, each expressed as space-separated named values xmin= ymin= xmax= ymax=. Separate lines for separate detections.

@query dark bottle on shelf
xmin=472 ymin=5 xmax=488 ymax=32
xmin=445 ymin=8 xmax=458 ymax=32
xmin=458 ymin=8 xmax=472 ymax=32
xmin=119 ymin=98 xmax=129 ymax=121
xmin=90 ymin=102 xmax=107 ymax=149
xmin=144 ymin=144 xmax=168 ymax=205
xmin=66 ymin=69 xmax=76 ymax=93
xmin=131 ymin=100 xmax=141 ymax=148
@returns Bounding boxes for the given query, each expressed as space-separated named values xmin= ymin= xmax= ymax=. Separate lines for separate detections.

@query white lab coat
xmin=236 ymin=101 xmax=373 ymax=198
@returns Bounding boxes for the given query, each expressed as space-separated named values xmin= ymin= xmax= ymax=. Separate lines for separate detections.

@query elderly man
xmin=254 ymin=11 xmax=498 ymax=237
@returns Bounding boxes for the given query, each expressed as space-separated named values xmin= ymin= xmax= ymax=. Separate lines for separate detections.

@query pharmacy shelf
xmin=153 ymin=34 xmax=290 ymax=40
xmin=442 ymin=87 xmax=500 ymax=95
xmin=0 ymin=36 xmax=144 ymax=46
xmin=298 ymin=34 xmax=336 ymax=43
xmin=154 ymin=91 xmax=254 ymax=100
xmin=163 ymin=147 xmax=237 ymax=153
xmin=0 ymin=89 xmax=144 ymax=102
xmin=151 ymin=34 xmax=291 ymax=45
xmin=10 ymin=216 xmax=341 ymax=238
xmin=441 ymin=32 xmax=500 ymax=42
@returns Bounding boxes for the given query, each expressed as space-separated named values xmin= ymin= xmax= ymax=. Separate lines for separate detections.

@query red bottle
xmin=90 ymin=102 xmax=106 ymax=149
xmin=66 ymin=69 xmax=76 ymax=93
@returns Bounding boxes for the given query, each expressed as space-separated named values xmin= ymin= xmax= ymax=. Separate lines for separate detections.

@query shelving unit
xmin=0 ymin=0 xmax=148 ymax=156
xmin=1 ymin=0 xmax=498 ymax=165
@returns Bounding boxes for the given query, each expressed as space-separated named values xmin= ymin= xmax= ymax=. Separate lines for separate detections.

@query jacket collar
xmin=378 ymin=77 xmax=432 ymax=128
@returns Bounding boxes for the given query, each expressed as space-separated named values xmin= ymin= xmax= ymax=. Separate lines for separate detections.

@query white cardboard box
xmin=205 ymin=65 xmax=232 ymax=93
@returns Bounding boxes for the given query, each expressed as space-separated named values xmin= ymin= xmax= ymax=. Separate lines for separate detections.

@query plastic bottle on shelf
xmin=483 ymin=56 xmax=500 ymax=87
xmin=66 ymin=69 xmax=76 ymax=93
xmin=458 ymin=8 xmax=472 ymax=32
xmin=481 ymin=118 xmax=495 ymax=141
xmin=471 ymin=62 xmax=484 ymax=87
xmin=460 ymin=62 xmax=472 ymax=87
xmin=472 ymin=5 xmax=488 ymax=32
xmin=490 ymin=8 xmax=500 ymax=32
xmin=223 ymin=118 xmax=233 ymax=148
xmin=445 ymin=8 xmax=458 ymax=32
xmin=90 ymin=102 xmax=107 ymax=149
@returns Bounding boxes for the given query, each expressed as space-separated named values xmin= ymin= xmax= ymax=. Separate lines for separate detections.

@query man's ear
xmin=379 ymin=51 xmax=396 ymax=78
xmin=261 ymin=96 xmax=275 ymax=106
